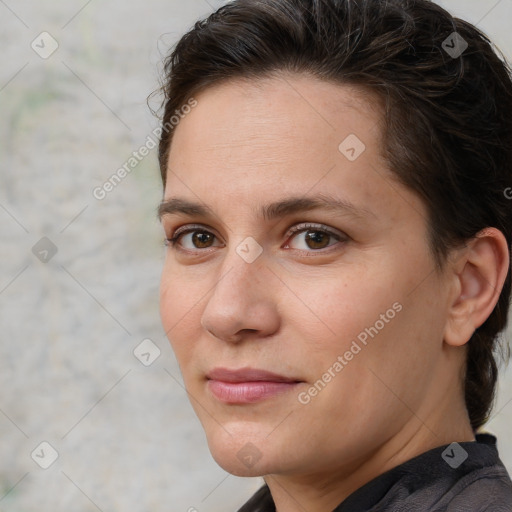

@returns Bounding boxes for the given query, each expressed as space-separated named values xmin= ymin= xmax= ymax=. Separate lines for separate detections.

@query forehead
xmin=167 ymin=73 xmax=384 ymax=183
xmin=163 ymin=73 xmax=427 ymax=231
xmin=169 ymin=73 xmax=381 ymax=162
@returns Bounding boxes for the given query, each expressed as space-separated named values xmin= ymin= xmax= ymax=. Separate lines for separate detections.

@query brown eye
xmin=190 ymin=231 xmax=215 ymax=248
xmin=285 ymin=223 xmax=346 ymax=252
xmin=303 ymin=230 xmax=332 ymax=250
xmin=166 ymin=227 xmax=222 ymax=251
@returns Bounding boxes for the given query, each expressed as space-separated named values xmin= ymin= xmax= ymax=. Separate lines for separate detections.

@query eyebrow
xmin=157 ymin=193 xmax=374 ymax=222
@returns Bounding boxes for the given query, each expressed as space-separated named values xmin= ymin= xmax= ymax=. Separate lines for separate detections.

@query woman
xmin=156 ymin=0 xmax=512 ymax=510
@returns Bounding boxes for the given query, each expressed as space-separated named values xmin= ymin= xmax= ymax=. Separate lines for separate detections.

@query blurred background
xmin=0 ymin=1 xmax=511 ymax=511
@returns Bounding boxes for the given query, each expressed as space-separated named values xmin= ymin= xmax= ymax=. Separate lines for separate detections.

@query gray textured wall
xmin=1 ymin=1 xmax=511 ymax=511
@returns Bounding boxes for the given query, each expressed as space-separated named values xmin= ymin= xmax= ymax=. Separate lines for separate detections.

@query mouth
xmin=206 ymin=367 xmax=303 ymax=404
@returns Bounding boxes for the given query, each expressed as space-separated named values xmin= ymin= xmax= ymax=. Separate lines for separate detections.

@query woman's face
xmin=159 ymin=74 xmax=454 ymax=478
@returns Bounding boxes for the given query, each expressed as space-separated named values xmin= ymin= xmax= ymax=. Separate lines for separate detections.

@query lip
xmin=206 ymin=367 xmax=302 ymax=404
xmin=206 ymin=367 xmax=299 ymax=383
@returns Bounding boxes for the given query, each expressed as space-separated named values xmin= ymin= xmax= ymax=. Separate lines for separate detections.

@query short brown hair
xmin=156 ymin=0 xmax=512 ymax=430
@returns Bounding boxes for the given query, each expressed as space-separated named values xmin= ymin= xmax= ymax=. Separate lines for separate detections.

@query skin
xmin=158 ymin=73 xmax=509 ymax=512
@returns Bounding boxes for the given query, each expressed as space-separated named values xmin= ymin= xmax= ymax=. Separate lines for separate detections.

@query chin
xmin=203 ymin=421 xmax=278 ymax=477
xmin=212 ymin=452 xmax=268 ymax=477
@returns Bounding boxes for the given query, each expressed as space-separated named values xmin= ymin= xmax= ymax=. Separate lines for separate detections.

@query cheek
xmin=296 ymin=266 xmax=399 ymax=353
xmin=159 ymin=267 xmax=176 ymax=332
xmin=159 ymin=263 xmax=202 ymax=361
xmin=294 ymin=254 xmax=440 ymax=387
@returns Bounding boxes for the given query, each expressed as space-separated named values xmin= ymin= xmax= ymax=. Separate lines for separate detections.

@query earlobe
xmin=444 ymin=228 xmax=510 ymax=347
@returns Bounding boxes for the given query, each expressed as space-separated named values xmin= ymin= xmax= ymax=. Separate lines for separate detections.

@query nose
xmin=200 ymin=246 xmax=280 ymax=343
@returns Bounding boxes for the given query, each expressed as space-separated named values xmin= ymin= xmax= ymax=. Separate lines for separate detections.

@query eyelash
xmin=165 ymin=223 xmax=346 ymax=254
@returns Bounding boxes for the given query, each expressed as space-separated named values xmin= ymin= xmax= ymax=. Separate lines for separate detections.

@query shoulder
xmin=442 ymin=457 xmax=512 ymax=512
xmin=367 ymin=433 xmax=512 ymax=512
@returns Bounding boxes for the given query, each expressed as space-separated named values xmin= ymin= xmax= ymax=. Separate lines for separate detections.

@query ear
xmin=444 ymin=228 xmax=510 ymax=347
